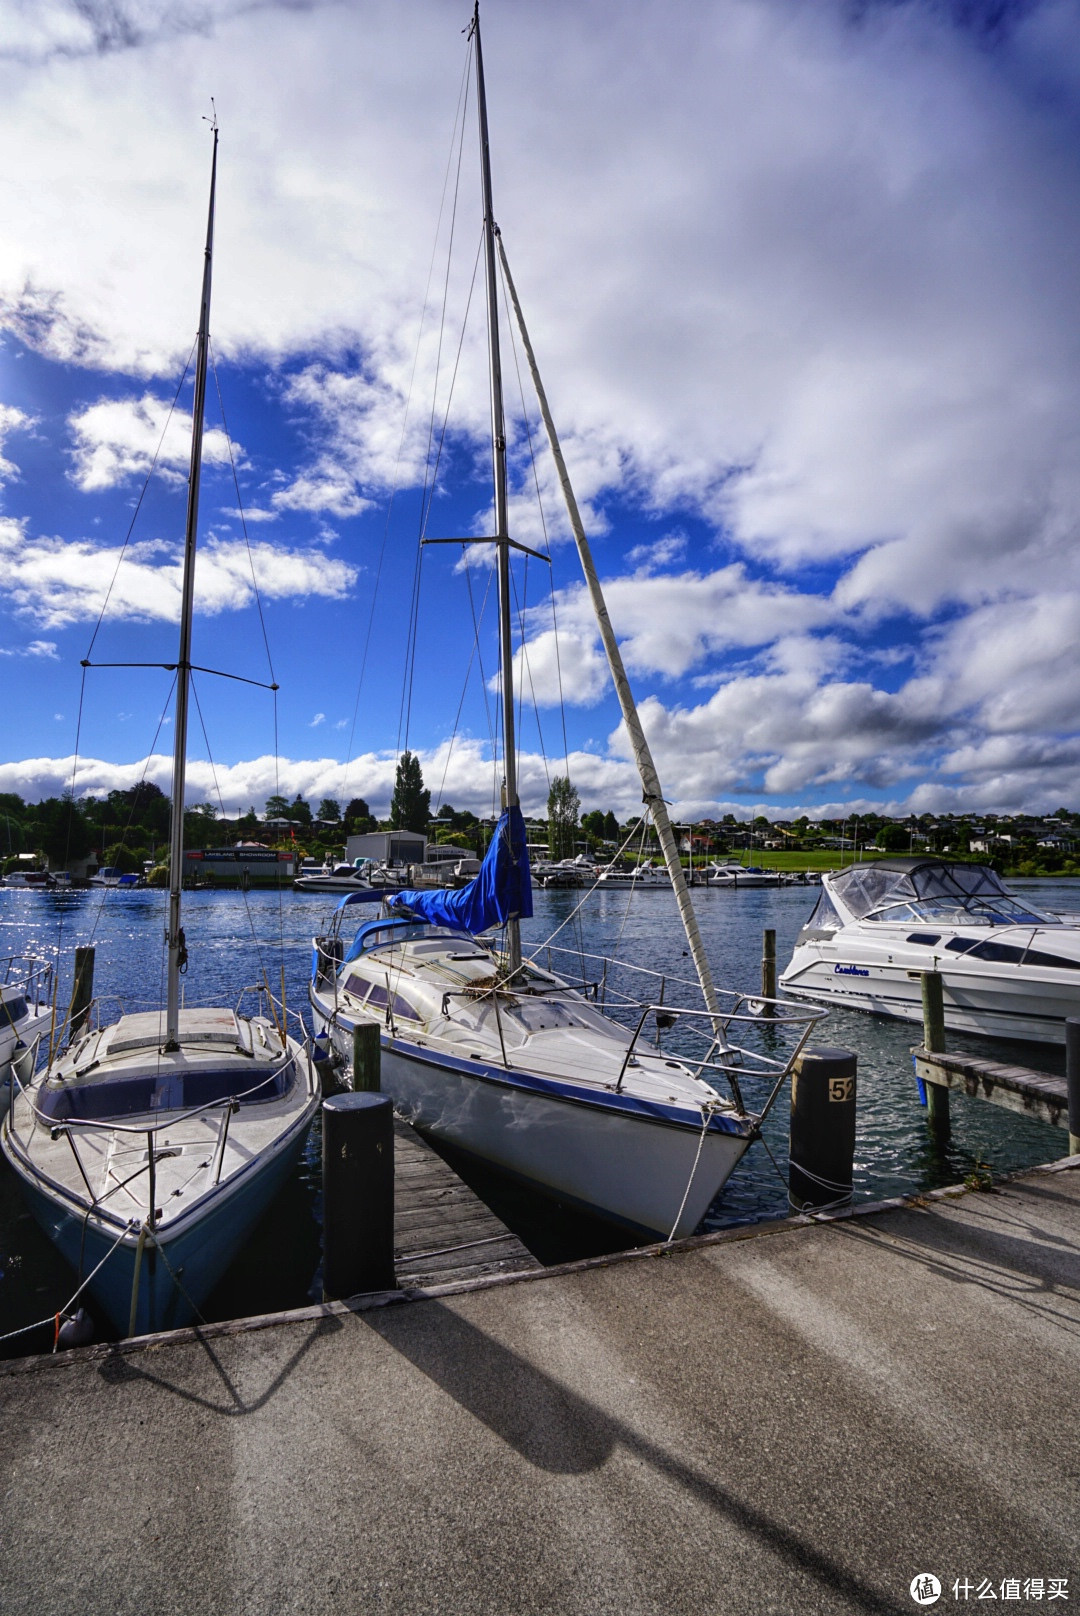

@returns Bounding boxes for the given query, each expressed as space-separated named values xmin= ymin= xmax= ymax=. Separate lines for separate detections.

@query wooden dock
xmin=913 ymin=1044 xmax=1071 ymax=1131
xmin=390 ymin=1119 xmax=542 ymax=1290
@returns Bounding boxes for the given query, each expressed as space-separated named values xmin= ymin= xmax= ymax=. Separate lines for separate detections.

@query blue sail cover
xmin=390 ymin=806 xmax=533 ymax=934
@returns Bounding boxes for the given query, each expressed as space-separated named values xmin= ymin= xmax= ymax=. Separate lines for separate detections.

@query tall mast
xmin=165 ymin=120 xmax=218 ymax=1050
xmin=472 ymin=3 xmax=521 ymax=975
xmin=496 ymin=235 xmax=729 ymax=1030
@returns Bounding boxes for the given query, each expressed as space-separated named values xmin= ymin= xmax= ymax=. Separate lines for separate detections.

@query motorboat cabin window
xmin=944 ymin=937 xmax=1080 ymax=970
xmin=806 ymin=888 xmax=843 ymax=931
xmin=906 ymin=933 xmax=942 ymax=946
xmin=830 ymin=861 xmax=1054 ymax=927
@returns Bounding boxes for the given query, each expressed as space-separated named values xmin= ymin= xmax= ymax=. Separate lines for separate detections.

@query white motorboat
xmin=2 ymin=124 xmax=319 ymax=1337
xmin=532 ymin=854 xmax=597 ymax=889
xmin=780 ymin=856 xmax=1080 ymax=1044
xmin=705 ymin=862 xmax=783 ymax=888
xmin=88 ymin=867 xmax=146 ymax=889
xmin=309 ymin=6 xmax=825 ymax=1243
xmin=595 ymin=862 xmax=672 ymax=890
xmin=295 ymin=862 xmax=375 ymax=894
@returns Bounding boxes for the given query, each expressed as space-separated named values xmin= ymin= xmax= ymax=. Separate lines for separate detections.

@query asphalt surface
xmin=2 ymin=1161 xmax=1078 ymax=1616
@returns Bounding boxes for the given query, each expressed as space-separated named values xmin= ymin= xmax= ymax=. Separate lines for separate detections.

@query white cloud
xmin=68 ymin=393 xmax=238 ymax=491
xmin=514 ymin=565 xmax=835 ymax=695
xmin=309 ymin=712 xmax=325 ymax=727
xmin=2 ymin=1 xmax=1080 ymax=816
xmin=0 ymin=638 xmax=58 ymax=658
xmin=0 ymin=517 xmax=358 ymax=628
xmin=0 ymin=402 xmax=34 ymax=485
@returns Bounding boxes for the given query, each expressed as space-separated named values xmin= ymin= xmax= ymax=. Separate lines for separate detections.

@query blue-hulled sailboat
xmin=2 ymin=123 xmax=319 ymax=1337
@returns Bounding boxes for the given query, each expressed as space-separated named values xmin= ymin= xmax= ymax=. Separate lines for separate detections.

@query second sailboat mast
xmin=473 ymin=4 xmax=521 ymax=975
xmin=165 ymin=123 xmax=217 ymax=1049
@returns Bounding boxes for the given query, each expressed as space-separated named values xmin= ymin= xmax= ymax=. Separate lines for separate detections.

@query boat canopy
xmin=829 ymin=859 xmax=1053 ymax=926
xmin=388 ymin=806 xmax=533 ymax=935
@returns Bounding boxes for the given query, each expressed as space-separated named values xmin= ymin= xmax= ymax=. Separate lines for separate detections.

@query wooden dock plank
xmin=914 ymin=1046 xmax=1070 ymax=1130
xmin=390 ymin=1119 xmax=541 ymax=1288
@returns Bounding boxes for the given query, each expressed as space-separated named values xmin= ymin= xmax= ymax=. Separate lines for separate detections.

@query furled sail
xmin=390 ymin=806 xmax=533 ymax=934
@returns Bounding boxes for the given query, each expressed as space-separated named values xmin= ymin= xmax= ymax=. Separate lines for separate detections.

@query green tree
xmin=318 ymin=797 xmax=341 ymax=823
xmin=603 ymin=811 xmax=618 ymax=842
xmin=35 ymin=794 xmax=92 ymax=867
xmin=289 ymin=793 xmax=313 ymax=827
xmin=875 ymin=823 xmax=909 ymax=852
xmin=264 ymin=794 xmax=290 ymax=819
xmin=581 ymin=809 xmax=605 ymax=843
xmin=547 ymin=776 xmax=581 ymax=860
xmin=390 ymin=752 xmax=430 ymax=834
xmin=102 ymin=842 xmax=142 ymax=874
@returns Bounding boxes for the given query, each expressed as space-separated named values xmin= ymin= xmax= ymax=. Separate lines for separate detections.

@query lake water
xmin=2 ymin=876 xmax=1074 ymax=1354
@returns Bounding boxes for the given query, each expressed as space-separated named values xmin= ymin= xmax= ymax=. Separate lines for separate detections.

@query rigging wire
xmin=337 ymin=40 xmax=475 ymax=800
xmin=433 ymin=558 xmax=496 ymax=811
xmin=82 ymin=343 xmax=198 ymax=665
xmin=398 ymin=230 xmax=485 ymax=759
xmin=189 ymin=676 xmax=281 ymax=995
xmin=209 ymin=340 xmax=277 ymax=686
xmin=497 ymin=245 xmax=573 ymax=788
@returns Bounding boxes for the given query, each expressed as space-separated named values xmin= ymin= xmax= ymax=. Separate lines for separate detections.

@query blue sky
xmin=2 ymin=0 xmax=1080 ymax=823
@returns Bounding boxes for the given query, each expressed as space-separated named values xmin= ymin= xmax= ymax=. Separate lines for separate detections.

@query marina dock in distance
xmin=2 ymin=1154 xmax=1077 ymax=1614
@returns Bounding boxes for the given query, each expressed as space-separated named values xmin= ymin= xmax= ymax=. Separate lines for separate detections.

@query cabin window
xmin=807 ymin=888 xmax=843 ymax=930
xmin=359 ymin=981 xmax=421 ymax=1022
xmin=943 ymin=938 xmax=1080 ymax=970
xmin=906 ymin=933 xmax=941 ymax=946
xmin=37 ymin=1063 xmax=291 ymax=1122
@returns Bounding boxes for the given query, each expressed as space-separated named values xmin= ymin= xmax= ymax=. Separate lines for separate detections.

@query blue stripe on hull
xmin=17 ymin=1124 xmax=311 ymax=1336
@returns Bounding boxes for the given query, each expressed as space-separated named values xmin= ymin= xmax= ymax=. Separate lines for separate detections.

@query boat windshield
xmin=829 ymin=862 xmax=1054 ymax=926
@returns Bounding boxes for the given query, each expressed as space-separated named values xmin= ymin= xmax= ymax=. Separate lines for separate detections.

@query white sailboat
xmin=308 ymin=5 xmax=824 ymax=1241
xmin=2 ymin=124 xmax=320 ymax=1337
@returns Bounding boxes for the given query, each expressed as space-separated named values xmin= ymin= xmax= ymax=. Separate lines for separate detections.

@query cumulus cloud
xmin=0 ymin=402 xmax=34 ymax=484
xmin=0 ymin=518 xmax=358 ymax=628
xmin=2 ymin=0 xmax=1080 ymax=814
xmin=0 ymin=638 xmax=58 ymax=658
xmin=514 ymin=565 xmax=835 ymax=696
xmin=68 ymin=393 xmax=238 ymax=491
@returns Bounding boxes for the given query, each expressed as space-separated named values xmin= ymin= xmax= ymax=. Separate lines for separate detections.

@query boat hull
xmin=6 ymin=1109 xmax=313 ymax=1336
xmin=781 ymin=949 xmax=1080 ymax=1044
xmin=311 ymin=992 xmax=751 ymax=1239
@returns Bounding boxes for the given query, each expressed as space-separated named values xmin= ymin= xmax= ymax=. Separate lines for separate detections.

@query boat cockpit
xmin=816 ymin=859 xmax=1056 ymax=930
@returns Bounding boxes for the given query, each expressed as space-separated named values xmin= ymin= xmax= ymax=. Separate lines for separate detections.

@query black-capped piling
xmin=321 ymin=1091 xmax=396 ymax=1299
xmin=789 ymin=1046 xmax=857 ymax=1212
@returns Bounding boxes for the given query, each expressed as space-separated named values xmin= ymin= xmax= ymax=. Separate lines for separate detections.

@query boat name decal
xmin=833 ymin=964 xmax=870 ymax=977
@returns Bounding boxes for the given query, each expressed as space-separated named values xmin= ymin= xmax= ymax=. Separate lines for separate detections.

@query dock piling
xmin=68 ymin=946 xmax=95 ymax=1046
xmin=789 ymin=1047 xmax=857 ymax=1211
xmin=321 ymin=1091 xmax=396 ymax=1299
xmin=351 ymin=1021 xmax=381 ymax=1092
xmin=920 ymin=971 xmax=950 ymax=1136
xmin=761 ymin=928 xmax=777 ymax=1011
xmin=1066 ymin=1018 xmax=1080 ymax=1157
